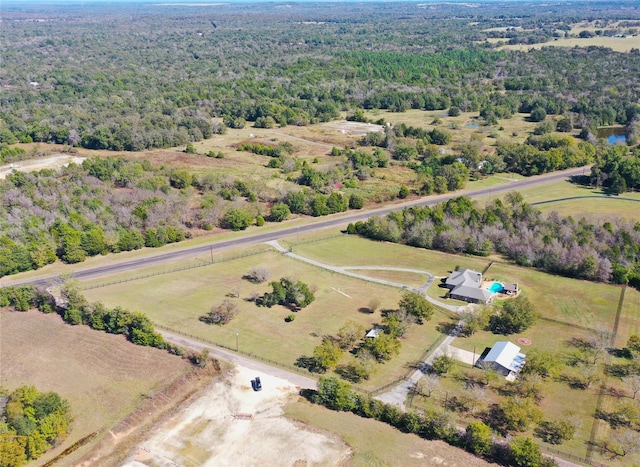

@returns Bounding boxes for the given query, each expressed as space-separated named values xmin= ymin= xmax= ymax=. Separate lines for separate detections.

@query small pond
xmin=596 ymin=126 xmax=627 ymax=144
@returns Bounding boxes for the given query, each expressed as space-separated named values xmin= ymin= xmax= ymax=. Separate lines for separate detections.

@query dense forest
xmin=348 ymin=194 xmax=640 ymax=290
xmin=1 ymin=1 xmax=639 ymax=151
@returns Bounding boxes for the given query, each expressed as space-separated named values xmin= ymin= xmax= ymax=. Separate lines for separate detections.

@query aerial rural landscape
xmin=1 ymin=0 xmax=640 ymax=466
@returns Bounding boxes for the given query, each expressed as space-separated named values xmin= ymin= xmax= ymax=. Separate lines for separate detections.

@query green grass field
xmin=473 ymin=177 xmax=640 ymax=222
xmin=81 ymin=248 xmax=455 ymax=391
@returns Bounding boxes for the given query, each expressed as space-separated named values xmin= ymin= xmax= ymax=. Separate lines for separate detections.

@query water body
xmin=596 ymin=126 xmax=627 ymax=144
xmin=466 ymin=123 xmax=479 ymax=128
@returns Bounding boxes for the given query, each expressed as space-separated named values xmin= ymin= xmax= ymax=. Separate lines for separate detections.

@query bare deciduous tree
xmin=415 ymin=374 xmax=440 ymax=398
xmin=200 ymin=299 xmax=238 ymax=325
xmin=246 ymin=267 xmax=271 ymax=283
xmin=622 ymin=375 xmax=640 ymax=400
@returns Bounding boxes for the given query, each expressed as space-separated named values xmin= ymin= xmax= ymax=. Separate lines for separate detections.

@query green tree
xmin=509 ymin=437 xmax=544 ymax=467
xmin=522 ymin=349 xmax=564 ymax=378
xmin=313 ymin=339 xmax=344 ymax=371
xmin=169 ymin=169 xmax=193 ymax=189
xmin=490 ymin=296 xmax=538 ymax=334
xmin=261 ymin=277 xmax=315 ymax=309
xmin=465 ymin=422 xmax=493 ymax=456
xmin=359 ymin=334 xmax=401 ymax=362
xmin=269 ymin=203 xmax=291 ymax=222
xmin=316 ymin=376 xmax=354 ymax=411
xmin=431 ymin=354 xmax=455 ymax=375
xmin=348 ymin=194 xmax=364 ymax=209
xmin=499 ymin=396 xmax=543 ymax=432
xmin=398 ymin=291 xmax=433 ymax=323
xmin=530 ymin=107 xmax=547 ymax=122
xmin=223 ymin=208 xmax=254 ymax=230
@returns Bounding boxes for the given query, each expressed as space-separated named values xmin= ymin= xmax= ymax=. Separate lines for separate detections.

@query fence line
xmin=288 ymin=232 xmax=346 ymax=248
xmin=82 ymin=247 xmax=272 ymax=290
xmin=541 ymin=444 xmax=609 ymax=467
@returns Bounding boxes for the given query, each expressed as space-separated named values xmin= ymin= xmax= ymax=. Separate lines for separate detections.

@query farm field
xmin=0 ymin=309 xmax=194 ymax=466
xmin=499 ymin=35 xmax=640 ymax=53
xmin=81 ymin=248 xmax=455 ymax=391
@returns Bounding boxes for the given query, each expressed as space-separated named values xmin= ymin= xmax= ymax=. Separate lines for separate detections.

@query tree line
xmin=0 ymin=284 xmax=182 ymax=355
xmin=305 ymin=376 xmax=555 ymax=467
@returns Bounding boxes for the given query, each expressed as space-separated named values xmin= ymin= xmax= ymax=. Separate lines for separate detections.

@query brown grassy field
xmin=285 ymin=397 xmax=496 ymax=467
xmin=0 ymin=309 xmax=193 ymax=466
xmin=499 ymin=36 xmax=639 ymax=53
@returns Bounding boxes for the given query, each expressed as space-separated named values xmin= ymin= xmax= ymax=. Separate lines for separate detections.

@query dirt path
xmin=160 ymin=330 xmax=317 ymax=390
xmin=122 ymin=366 xmax=350 ymax=467
xmin=0 ymin=154 xmax=85 ymax=179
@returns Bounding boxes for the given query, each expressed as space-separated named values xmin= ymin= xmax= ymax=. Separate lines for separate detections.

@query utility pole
xmin=235 ymin=331 xmax=239 ymax=352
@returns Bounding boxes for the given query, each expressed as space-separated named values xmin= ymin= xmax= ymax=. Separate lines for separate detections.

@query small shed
xmin=366 ymin=328 xmax=382 ymax=338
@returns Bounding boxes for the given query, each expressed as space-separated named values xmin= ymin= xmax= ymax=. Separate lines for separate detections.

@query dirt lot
xmin=0 ymin=309 xmax=192 ymax=466
xmin=123 ymin=366 xmax=351 ymax=467
xmin=0 ymin=154 xmax=85 ymax=179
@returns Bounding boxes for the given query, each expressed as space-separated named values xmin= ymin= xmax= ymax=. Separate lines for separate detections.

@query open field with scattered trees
xmin=81 ymin=248 xmax=456 ymax=390
xmin=2 ymin=1 xmax=640 ymax=466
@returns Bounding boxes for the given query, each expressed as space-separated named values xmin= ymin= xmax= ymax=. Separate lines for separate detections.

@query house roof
xmin=503 ymin=283 xmax=519 ymax=293
xmin=484 ymin=341 xmax=526 ymax=372
xmin=445 ymin=269 xmax=483 ymax=289
xmin=451 ymin=285 xmax=493 ymax=303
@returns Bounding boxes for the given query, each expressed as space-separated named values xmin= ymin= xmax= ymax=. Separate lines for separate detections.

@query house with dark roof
xmin=444 ymin=269 xmax=493 ymax=304
xmin=481 ymin=341 xmax=526 ymax=381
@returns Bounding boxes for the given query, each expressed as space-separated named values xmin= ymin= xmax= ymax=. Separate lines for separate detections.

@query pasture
xmin=81 ymin=248 xmax=455 ymax=391
xmin=0 ymin=309 xmax=192 ymax=466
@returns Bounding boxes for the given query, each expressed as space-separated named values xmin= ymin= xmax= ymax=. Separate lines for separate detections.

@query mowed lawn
xmin=82 ymin=249 xmax=454 ymax=390
xmin=0 ymin=310 xmax=190 ymax=466
xmin=473 ymin=177 xmax=640 ymax=222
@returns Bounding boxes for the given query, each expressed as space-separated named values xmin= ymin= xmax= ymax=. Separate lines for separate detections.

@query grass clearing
xmin=81 ymin=248 xmax=452 ymax=391
xmin=473 ymin=177 xmax=640 ymax=222
xmin=499 ymin=35 xmax=640 ymax=53
xmin=285 ymin=397 xmax=494 ymax=467
xmin=0 ymin=309 xmax=192 ymax=466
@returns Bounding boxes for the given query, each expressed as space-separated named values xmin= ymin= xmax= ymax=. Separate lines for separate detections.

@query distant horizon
xmin=2 ymin=0 xmax=622 ymax=4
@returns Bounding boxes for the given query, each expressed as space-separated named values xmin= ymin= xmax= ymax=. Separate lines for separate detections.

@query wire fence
xmin=154 ymin=323 xmax=323 ymax=380
xmin=541 ymin=444 xmax=609 ymax=467
xmin=82 ymin=247 xmax=272 ymax=290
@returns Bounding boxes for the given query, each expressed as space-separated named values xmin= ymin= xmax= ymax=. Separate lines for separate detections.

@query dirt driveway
xmin=123 ymin=366 xmax=351 ymax=467
xmin=0 ymin=154 xmax=85 ymax=179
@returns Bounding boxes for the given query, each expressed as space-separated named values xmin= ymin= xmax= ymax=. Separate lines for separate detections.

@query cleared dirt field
xmin=0 ymin=154 xmax=85 ymax=179
xmin=0 ymin=310 xmax=192 ymax=466
xmin=123 ymin=366 xmax=351 ymax=467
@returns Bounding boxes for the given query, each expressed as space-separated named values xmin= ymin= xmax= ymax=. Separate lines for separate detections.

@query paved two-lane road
xmin=6 ymin=166 xmax=587 ymax=288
